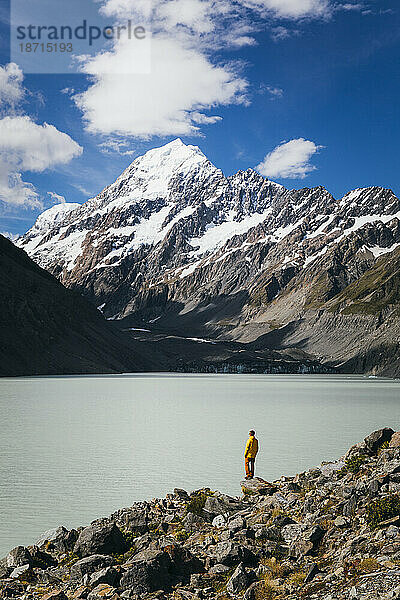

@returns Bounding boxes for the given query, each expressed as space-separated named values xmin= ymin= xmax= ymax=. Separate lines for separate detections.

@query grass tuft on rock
xmin=366 ymin=494 xmax=400 ymax=528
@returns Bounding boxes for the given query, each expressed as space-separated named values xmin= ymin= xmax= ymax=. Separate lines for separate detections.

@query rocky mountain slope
xmin=1 ymin=234 xmax=332 ymax=377
xmin=0 ymin=234 xmax=159 ymax=376
xmin=17 ymin=139 xmax=400 ymax=376
xmin=2 ymin=427 xmax=400 ymax=600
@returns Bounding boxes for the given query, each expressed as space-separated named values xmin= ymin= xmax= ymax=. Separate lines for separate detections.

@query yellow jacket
xmin=244 ymin=436 xmax=259 ymax=458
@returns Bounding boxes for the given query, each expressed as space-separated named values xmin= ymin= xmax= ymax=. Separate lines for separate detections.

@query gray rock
xmin=226 ymin=563 xmax=255 ymax=594
xmin=174 ymin=488 xmax=190 ymax=501
xmin=228 ymin=517 xmax=246 ymax=533
xmin=253 ymin=526 xmax=281 ymax=542
xmin=0 ymin=557 xmax=11 ymax=578
xmin=203 ymin=496 xmax=231 ymax=516
xmin=89 ymin=566 xmax=120 ymax=587
xmin=343 ymin=495 xmax=357 ymax=517
xmin=70 ymin=555 xmax=116 ymax=580
xmin=87 ymin=584 xmax=117 ymax=600
xmin=212 ymin=515 xmax=226 ymax=528
xmin=120 ymin=545 xmax=202 ymax=594
xmin=305 ymin=563 xmax=321 ymax=584
xmin=208 ymin=564 xmax=230 ymax=575
xmin=182 ymin=512 xmax=205 ymax=532
xmin=36 ymin=526 xmax=78 ymax=554
xmin=240 ymin=477 xmax=277 ymax=496
xmin=9 ymin=564 xmax=33 ymax=580
xmin=390 ymin=433 xmax=400 ymax=448
xmin=289 ymin=539 xmax=314 ymax=559
xmin=111 ymin=507 xmax=149 ymax=535
xmin=281 ymin=524 xmax=302 ymax=543
xmin=74 ymin=520 xmax=127 ymax=557
xmin=212 ymin=541 xmax=256 ymax=567
xmin=364 ymin=428 xmax=394 ymax=455
xmin=386 ymin=526 xmax=400 ymax=539
xmin=334 ymin=516 xmax=349 ymax=528
xmin=6 ymin=546 xmax=33 ymax=568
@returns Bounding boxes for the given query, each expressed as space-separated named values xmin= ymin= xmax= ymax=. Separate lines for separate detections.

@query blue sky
xmin=0 ymin=0 xmax=399 ymax=237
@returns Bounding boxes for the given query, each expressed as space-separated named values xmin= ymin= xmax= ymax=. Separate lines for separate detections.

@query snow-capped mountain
xmin=18 ymin=139 xmax=400 ymax=376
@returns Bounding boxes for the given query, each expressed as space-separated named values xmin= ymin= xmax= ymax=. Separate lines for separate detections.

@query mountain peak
xmin=139 ymin=138 xmax=207 ymax=164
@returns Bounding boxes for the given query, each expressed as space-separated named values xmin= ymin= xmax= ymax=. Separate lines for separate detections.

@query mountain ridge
xmin=16 ymin=139 xmax=400 ymax=376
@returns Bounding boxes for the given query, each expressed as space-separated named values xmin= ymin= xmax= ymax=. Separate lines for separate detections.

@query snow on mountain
xmin=17 ymin=139 xmax=400 ymax=324
xmin=36 ymin=201 xmax=81 ymax=226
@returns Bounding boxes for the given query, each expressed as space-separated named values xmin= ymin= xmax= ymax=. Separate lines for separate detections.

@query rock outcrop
xmin=2 ymin=429 xmax=400 ymax=599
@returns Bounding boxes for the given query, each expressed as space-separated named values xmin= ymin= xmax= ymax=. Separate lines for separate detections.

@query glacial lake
xmin=0 ymin=373 xmax=399 ymax=556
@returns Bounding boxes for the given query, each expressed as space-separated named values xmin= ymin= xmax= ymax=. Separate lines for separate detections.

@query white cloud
xmin=243 ymin=0 xmax=330 ymax=19
xmin=48 ymin=191 xmax=66 ymax=203
xmin=75 ymin=35 xmax=247 ymax=138
xmin=74 ymin=0 xmax=334 ymax=140
xmin=257 ymin=138 xmax=323 ymax=179
xmin=0 ymin=116 xmax=83 ymax=171
xmin=0 ymin=115 xmax=83 ymax=207
xmin=98 ymin=138 xmax=136 ymax=156
xmin=337 ymin=3 xmax=365 ymax=11
xmin=0 ymin=63 xmax=24 ymax=109
xmin=264 ymin=85 xmax=284 ymax=99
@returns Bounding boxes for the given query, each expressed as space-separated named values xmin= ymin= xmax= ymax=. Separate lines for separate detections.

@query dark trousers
xmin=245 ymin=457 xmax=255 ymax=477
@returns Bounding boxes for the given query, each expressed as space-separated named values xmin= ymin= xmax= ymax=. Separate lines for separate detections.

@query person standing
xmin=244 ymin=429 xmax=259 ymax=479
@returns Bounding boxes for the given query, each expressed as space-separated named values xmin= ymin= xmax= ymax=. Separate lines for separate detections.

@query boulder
xmin=212 ymin=541 xmax=257 ymax=567
xmin=119 ymin=550 xmax=173 ymax=594
xmin=289 ymin=539 xmax=314 ymax=559
xmin=29 ymin=545 xmax=58 ymax=569
xmin=120 ymin=544 xmax=203 ymax=594
xmin=343 ymin=495 xmax=357 ymax=517
xmin=390 ymin=432 xmax=400 ymax=448
xmin=208 ymin=564 xmax=230 ymax=575
xmin=304 ymin=563 xmax=321 ymax=584
xmin=70 ymin=555 xmax=116 ymax=580
xmin=87 ymin=584 xmax=117 ymax=599
xmin=281 ymin=524 xmax=302 ymax=544
xmin=36 ymin=526 xmax=78 ymax=554
xmin=89 ymin=566 xmax=120 ymax=588
xmin=228 ymin=517 xmax=246 ymax=533
xmin=42 ymin=590 xmax=68 ymax=600
xmin=203 ymin=496 xmax=230 ymax=516
xmin=251 ymin=525 xmax=280 ymax=542
xmin=174 ymin=488 xmax=190 ymax=501
xmin=212 ymin=515 xmax=226 ymax=528
xmin=6 ymin=546 xmax=33 ymax=568
xmin=240 ymin=477 xmax=277 ymax=496
xmin=243 ymin=581 xmax=262 ymax=600
xmin=364 ymin=428 xmax=394 ymax=455
xmin=74 ymin=521 xmax=127 ymax=557
xmin=9 ymin=564 xmax=34 ymax=581
xmin=0 ymin=557 xmax=11 ymax=579
xmin=226 ymin=563 xmax=256 ymax=594
xmin=111 ymin=507 xmax=148 ymax=535
xmin=182 ymin=512 xmax=205 ymax=532
xmin=334 ymin=516 xmax=349 ymax=528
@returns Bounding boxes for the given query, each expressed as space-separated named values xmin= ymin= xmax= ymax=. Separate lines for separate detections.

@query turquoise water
xmin=0 ymin=373 xmax=399 ymax=556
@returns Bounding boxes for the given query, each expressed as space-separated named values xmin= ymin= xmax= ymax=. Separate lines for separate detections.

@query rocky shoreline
xmin=2 ymin=428 xmax=400 ymax=600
